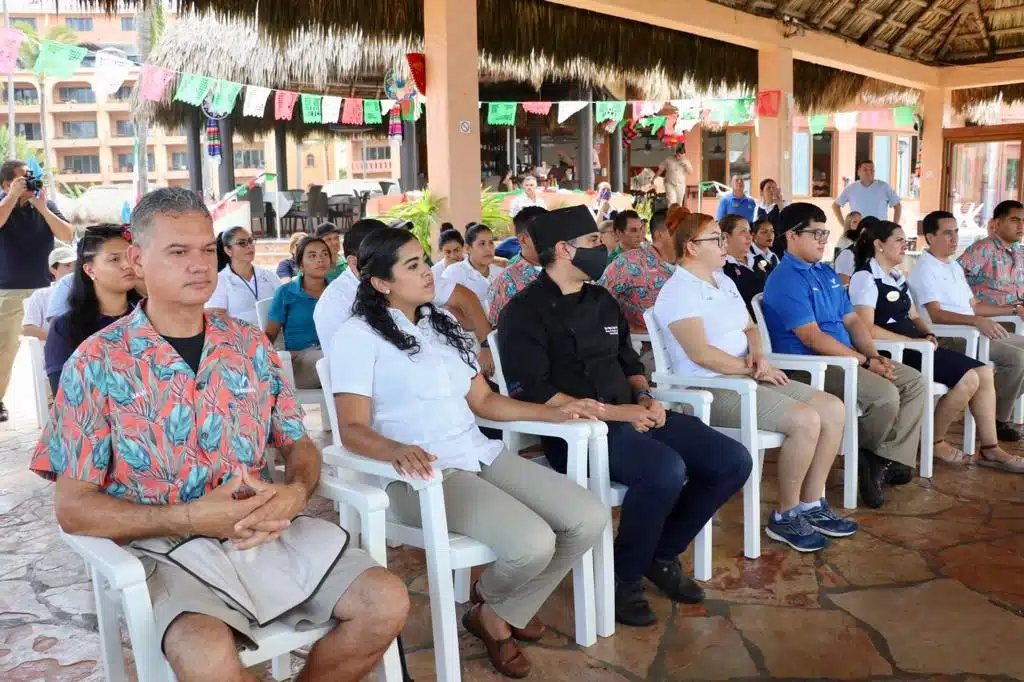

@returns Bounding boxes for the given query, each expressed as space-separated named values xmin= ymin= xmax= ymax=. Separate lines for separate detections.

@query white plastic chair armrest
xmin=899 ymin=340 xmax=936 ymax=354
xmin=930 ymin=324 xmax=981 ymax=343
xmin=652 ymin=372 xmax=755 ymax=396
xmin=60 ymin=531 xmax=147 ymax=590
xmin=322 ymin=444 xmax=443 ymax=491
xmin=989 ymin=315 xmax=1024 ymax=332
xmin=769 ymin=353 xmax=857 ymax=371
xmin=652 ymin=387 xmax=713 ymax=418
xmin=316 ymin=475 xmax=389 ymax=515
xmin=474 ymin=417 xmax=593 ymax=442
xmin=874 ymin=340 xmax=906 ymax=362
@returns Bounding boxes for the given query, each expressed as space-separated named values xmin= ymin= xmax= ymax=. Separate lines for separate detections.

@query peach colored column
xmin=424 ymin=0 xmax=481 ymax=254
xmin=755 ymin=46 xmax=794 ymax=195
xmin=919 ymin=87 xmax=950 ymax=217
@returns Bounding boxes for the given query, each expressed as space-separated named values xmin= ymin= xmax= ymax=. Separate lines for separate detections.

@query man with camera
xmin=0 ymin=160 xmax=72 ymax=421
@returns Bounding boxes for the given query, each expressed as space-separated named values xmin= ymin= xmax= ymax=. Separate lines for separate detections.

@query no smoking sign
xmin=458 ymin=120 xmax=472 ymax=134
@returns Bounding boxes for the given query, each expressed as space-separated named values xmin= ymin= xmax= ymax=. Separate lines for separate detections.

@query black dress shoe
xmin=644 ymin=557 xmax=705 ymax=604
xmin=615 ymin=579 xmax=657 ymax=627
xmin=858 ymin=449 xmax=886 ymax=509
xmin=0 ymin=401 xmax=7 ymax=423
xmin=886 ymin=462 xmax=913 ymax=486
xmin=996 ymin=421 xmax=1022 ymax=442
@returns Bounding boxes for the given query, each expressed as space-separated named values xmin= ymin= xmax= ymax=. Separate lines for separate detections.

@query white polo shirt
xmin=849 ymin=258 xmax=913 ymax=318
xmin=207 ymin=266 xmax=282 ymax=325
xmin=22 ymin=284 xmax=55 ymax=333
xmin=329 ymin=308 xmax=502 ymax=472
xmin=508 ymin=193 xmax=546 ymax=217
xmin=315 ymin=267 xmax=458 ymax=356
xmin=442 ymin=260 xmax=504 ymax=308
xmin=431 ymin=259 xmax=452 ymax=282
xmin=652 ymin=266 xmax=750 ymax=378
xmin=906 ymin=249 xmax=974 ymax=316
xmin=835 ymin=180 xmax=901 ymax=220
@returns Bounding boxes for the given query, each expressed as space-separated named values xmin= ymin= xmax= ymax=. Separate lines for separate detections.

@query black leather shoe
xmin=0 ymin=401 xmax=7 ymax=423
xmin=615 ymin=579 xmax=657 ymax=627
xmin=858 ymin=449 xmax=886 ymax=509
xmin=996 ymin=421 xmax=1022 ymax=442
xmin=886 ymin=462 xmax=913 ymax=486
xmin=644 ymin=557 xmax=705 ymax=604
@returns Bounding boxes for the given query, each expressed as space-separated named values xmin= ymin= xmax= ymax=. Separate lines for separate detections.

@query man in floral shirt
xmin=487 ymin=205 xmax=546 ymax=325
xmin=598 ymin=209 xmax=676 ymax=332
xmin=31 ymin=187 xmax=408 ymax=682
xmin=958 ymin=200 xmax=1024 ymax=306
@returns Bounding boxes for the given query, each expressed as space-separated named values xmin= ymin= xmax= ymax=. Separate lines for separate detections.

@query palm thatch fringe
xmin=793 ymin=60 xmax=920 ymax=114
xmin=952 ymin=84 xmax=1024 ymax=123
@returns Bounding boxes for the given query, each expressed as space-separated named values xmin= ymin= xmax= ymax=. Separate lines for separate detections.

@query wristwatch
xmin=861 ymin=357 xmax=873 ymax=369
xmin=634 ymin=389 xmax=655 ymax=402
xmin=479 ymin=338 xmax=490 ymax=348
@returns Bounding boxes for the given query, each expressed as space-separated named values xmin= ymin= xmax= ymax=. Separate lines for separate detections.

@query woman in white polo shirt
xmin=330 ymin=226 xmax=605 ymax=678
xmin=207 ymin=226 xmax=282 ymax=325
xmin=652 ymin=213 xmax=856 ymax=553
xmin=442 ymin=223 xmax=504 ymax=308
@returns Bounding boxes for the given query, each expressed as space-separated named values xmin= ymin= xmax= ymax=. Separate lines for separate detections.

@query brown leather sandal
xmin=462 ymin=605 xmax=531 ymax=678
xmin=977 ymin=443 xmax=1024 ymax=473
xmin=470 ymin=580 xmax=547 ymax=642
xmin=934 ymin=439 xmax=969 ymax=465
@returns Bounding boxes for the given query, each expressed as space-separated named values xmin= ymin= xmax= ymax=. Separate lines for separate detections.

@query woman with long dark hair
xmin=207 ymin=226 xmax=281 ymax=325
xmin=264 ymin=236 xmax=332 ymax=388
xmin=848 ymin=220 xmax=1018 ymax=468
xmin=44 ymin=224 xmax=140 ymax=393
xmin=331 ymin=227 xmax=607 ymax=679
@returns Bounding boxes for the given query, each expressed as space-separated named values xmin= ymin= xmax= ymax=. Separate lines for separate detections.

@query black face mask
xmin=571 ymin=245 xmax=608 ymax=281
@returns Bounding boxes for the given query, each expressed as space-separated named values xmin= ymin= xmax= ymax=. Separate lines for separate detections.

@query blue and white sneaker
xmin=765 ymin=508 xmax=828 ymax=552
xmin=804 ymin=498 xmax=859 ymax=538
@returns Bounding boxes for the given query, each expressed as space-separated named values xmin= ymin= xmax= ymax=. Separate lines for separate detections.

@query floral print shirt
xmin=30 ymin=305 xmax=306 ymax=505
xmin=957 ymin=235 xmax=1024 ymax=306
xmin=598 ymin=242 xmax=675 ymax=332
xmin=486 ymin=257 xmax=542 ymax=325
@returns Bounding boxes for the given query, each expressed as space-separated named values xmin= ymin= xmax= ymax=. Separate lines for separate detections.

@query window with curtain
xmin=115 ymin=120 xmax=135 ymax=137
xmin=791 ymin=131 xmax=810 ymax=197
xmin=61 ymin=120 xmax=97 ymax=139
xmin=63 ymin=155 xmax=101 ymax=174
xmin=65 ymin=17 xmax=94 ymax=30
xmin=58 ymin=87 xmax=95 ymax=104
xmin=234 ymin=149 xmax=266 ymax=169
xmin=170 ymin=152 xmax=188 ymax=170
xmin=873 ymin=135 xmax=893 ymax=185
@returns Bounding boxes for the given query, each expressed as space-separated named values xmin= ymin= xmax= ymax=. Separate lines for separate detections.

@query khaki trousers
xmin=0 ymin=289 xmax=32 ymax=400
xmin=290 ymin=347 xmax=324 ymax=390
xmin=665 ymin=182 xmax=686 ymax=206
xmin=823 ymin=363 xmax=927 ymax=467
xmin=387 ymin=450 xmax=607 ymax=629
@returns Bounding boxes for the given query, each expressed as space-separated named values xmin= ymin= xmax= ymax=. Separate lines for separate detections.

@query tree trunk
xmin=135 ymin=7 xmax=151 ymax=196
xmin=38 ymin=78 xmax=54 ymax=195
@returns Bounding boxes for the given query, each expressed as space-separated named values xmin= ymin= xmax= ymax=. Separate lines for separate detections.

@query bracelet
xmin=634 ymin=389 xmax=655 ymax=402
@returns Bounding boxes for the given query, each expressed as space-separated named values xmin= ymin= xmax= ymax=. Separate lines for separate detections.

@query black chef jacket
xmin=496 ymin=270 xmax=645 ymax=406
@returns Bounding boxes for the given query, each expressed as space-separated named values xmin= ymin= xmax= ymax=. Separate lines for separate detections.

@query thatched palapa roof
xmin=793 ymin=61 xmax=920 ymax=113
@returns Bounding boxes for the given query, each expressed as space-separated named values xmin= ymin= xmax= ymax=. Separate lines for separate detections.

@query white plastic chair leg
xmin=562 ymin=436 xmax=597 ymax=647
xmin=453 ymin=568 xmax=472 ymax=604
xmin=92 ymin=569 xmax=131 ymax=682
xmin=271 ymin=655 xmax=290 ymax=680
xmin=692 ymin=520 xmax=712 ymax=582
xmin=586 ymin=434 xmax=615 ymax=639
xmin=419 ymin=484 xmax=462 ymax=682
xmin=1014 ymin=394 xmax=1023 ymax=424
xmin=742 ymin=450 xmax=763 ymax=560
xmin=842 ymin=373 xmax=859 ymax=510
xmin=963 ymin=408 xmax=977 ymax=457
xmin=119 ymin=583 xmax=167 ymax=682
xmin=920 ymin=386 xmax=936 ymax=479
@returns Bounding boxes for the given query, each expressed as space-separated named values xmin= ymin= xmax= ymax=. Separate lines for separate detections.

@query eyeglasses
xmin=232 ymin=238 xmax=256 ymax=247
xmin=795 ymin=228 xmax=831 ymax=242
xmin=692 ymin=235 xmax=726 ymax=247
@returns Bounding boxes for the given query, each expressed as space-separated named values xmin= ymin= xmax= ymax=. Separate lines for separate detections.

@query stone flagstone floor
xmin=1 ymin=343 xmax=1023 ymax=681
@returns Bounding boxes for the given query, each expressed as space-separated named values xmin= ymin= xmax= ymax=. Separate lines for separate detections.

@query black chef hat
xmin=529 ymin=205 xmax=599 ymax=252
xmin=779 ymin=202 xmax=828 ymax=236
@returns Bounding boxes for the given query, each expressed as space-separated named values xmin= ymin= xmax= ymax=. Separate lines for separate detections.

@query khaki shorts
xmin=145 ymin=546 xmax=379 ymax=651
xmin=707 ymin=380 xmax=819 ymax=432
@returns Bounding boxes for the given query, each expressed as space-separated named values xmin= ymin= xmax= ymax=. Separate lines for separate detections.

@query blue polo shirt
xmin=715 ymin=192 xmax=757 ymax=223
xmin=763 ymin=253 xmax=853 ymax=355
xmin=267 ymin=276 xmax=322 ymax=351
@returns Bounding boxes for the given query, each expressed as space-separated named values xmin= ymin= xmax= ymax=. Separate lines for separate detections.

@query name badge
xmin=886 ymin=291 xmax=900 ymax=302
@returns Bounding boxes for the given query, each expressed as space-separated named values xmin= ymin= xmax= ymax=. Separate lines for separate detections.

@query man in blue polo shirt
xmin=762 ymin=202 xmax=927 ymax=509
xmin=715 ymin=175 xmax=757 ymax=223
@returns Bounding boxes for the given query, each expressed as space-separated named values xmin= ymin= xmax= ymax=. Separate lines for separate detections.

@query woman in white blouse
xmin=651 ymin=213 xmax=856 ymax=553
xmin=331 ymin=227 xmax=606 ymax=678
xmin=207 ymin=226 xmax=282 ymax=325
xmin=442 ymin=223 xmax=504 ymax=308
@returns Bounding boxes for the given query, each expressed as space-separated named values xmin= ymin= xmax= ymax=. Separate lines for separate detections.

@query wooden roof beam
xmin=942 ymin=56 xmax=1024 ymax=87
xmin=864 ymin=0 xmax=914 ymax=45
xmin=892 ymin=0 xmax=944 ymax=52
xmin=935 ymin=8 xmax=968 ymax=60
xmin=906 ymin=0 xmax=968 ymax=57
xmin=812 ymin=0 xmax=848 ymax=28
xmin=971 ymin=2 xmax=995 ymax=58
xmin=838 ymin=0 xmax=880 ymax=36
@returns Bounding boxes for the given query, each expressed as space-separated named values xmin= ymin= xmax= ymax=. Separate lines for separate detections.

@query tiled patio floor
xmin=1 ymin=343 xmax=1022 ymax=681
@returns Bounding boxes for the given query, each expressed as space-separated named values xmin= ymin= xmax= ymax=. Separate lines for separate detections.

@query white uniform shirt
xmin=652 ymin=267 xmax=750 ymax=378
xmin=22 ymin=285 xmax=54 ymax=333
xmin=315 ymin=267 xmax=458 ymax=357
xmin=834 ymin=248 xmax=856 ymax=278
xmin=207 ymin=266 xmax=282 ymax=325
xmin=329 ymin=308 xmax=501 ymax=472
xmin=835 ymin=180 xmax=901 ymax=220
xmin=442 ymin=260 xmax=504 ymax=309
xmin=431 ymin=259 xmax=452 ymax=282
xmin=45 ymin=273 xmax=74 ymax=321
xmin=508 ymin=193 xmax=546 ymax=217
xmin=906 ymin=250 xmax=974 ymax=316
xmin=848 ymin=258 xmax=914 ymax=324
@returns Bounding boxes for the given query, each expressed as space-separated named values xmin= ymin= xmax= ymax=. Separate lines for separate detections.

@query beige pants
xmin=944 ymin=335 xmax=1024 ymax=422
xmin=707 ymin=380 xmax=819 ymax=432
xmin=387 ymin=450 xmax=607 ymax=629
xmin=290 ymin=348 xmax=324 ymax=390
xmin=823 ymin=363 xmax=927 ymax=467
xmin=665 ymin=182 xmax=686 ymax=206
xmin=0 ymin=289 xmax=32 ymax=400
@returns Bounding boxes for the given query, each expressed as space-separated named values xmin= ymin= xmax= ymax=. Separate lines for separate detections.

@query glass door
xmin=947 ymin=139 xmax=1021 ymax=236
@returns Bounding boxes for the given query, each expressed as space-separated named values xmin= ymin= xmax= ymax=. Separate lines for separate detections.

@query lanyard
xmin=231 ymin=266 xmax=258 ymax=300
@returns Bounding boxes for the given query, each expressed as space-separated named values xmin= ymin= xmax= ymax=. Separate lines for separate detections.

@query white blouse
xmin=207 ymin=266 xmax=282 ymax=325
xmin=329 ymin=308 xmax=502 ymax=472
xmin=849 ymin=258 xmax=911 ymax=312
xmin=442 ymin=259 xmax=504 ymax=308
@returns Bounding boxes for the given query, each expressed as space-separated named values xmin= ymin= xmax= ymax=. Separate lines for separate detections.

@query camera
xmin=24 ymin=171 xmax=42 ymax=193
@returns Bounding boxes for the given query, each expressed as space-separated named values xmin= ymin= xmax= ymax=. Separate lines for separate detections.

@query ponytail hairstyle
xmin=216 ymin=225 xmax=247 ymax=272
xmin=853 ymin=219 xmax=901 ymax=269
xmin=65 ymin=224 xmax=140 ymax=350
xmin=352 ymin=227 xmax=477 ymax=369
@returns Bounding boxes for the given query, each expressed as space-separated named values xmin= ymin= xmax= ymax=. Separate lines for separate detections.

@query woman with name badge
xmin=207 ymin=226 xmax=282 ymax=325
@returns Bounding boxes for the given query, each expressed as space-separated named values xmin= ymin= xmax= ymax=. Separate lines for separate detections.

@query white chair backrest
xmin=487 ymin=330 xmax=510 ymax=396
xmin=316 ymin=357 xmax=342 ymax=445
xmin=256 ymin=297 xmax=274 ymax=331
xmin=641 ymin=310 xmax=673 ymax=375
xmin=750 ymin=293 xmax=774 ymax=353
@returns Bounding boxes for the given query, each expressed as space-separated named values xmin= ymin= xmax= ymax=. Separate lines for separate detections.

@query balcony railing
xmin=350 ymin=159 xmax=392 ymax=174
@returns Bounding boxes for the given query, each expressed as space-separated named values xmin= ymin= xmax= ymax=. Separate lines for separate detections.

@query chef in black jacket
xmin=497 ymin=205 xmax=751 ymax=629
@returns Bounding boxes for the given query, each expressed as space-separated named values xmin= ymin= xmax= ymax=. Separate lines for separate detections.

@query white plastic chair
xmin=62 ymin=474 xmax=403 ymax=682
xmin=20 ymin=336 xmax=49 ymax=428
xmin=317 ymin=356 xmax=608 ymax=682
xmin=751 ymin=294 xmax=860 ymax=509
xmin=643 ymin=309 xmax=789 ymax=561
xmin=256 ymin=296 xmax=331 ymax=432
xmin=486 ymin=330 xmax=715 ymax=642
